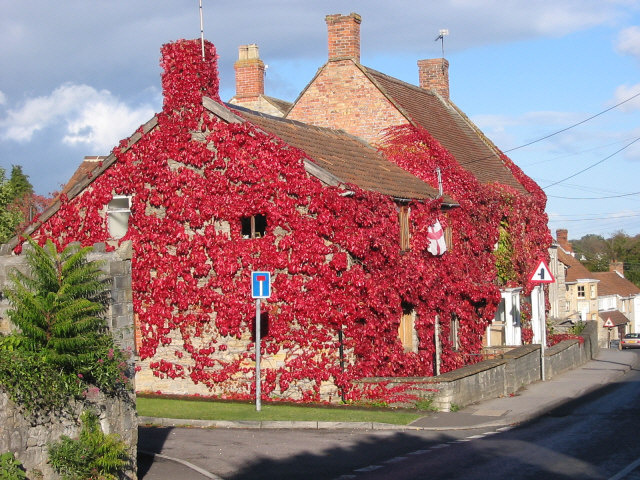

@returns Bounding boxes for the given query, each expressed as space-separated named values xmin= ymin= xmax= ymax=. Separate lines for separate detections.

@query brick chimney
xmin=234 ymin=44 xmax=265 ymax=99
xmin=418 ymin=58 xmax=449 ymax=99
xmin=325 ymin=13 xmax=361 ymax=62
xmin=556 ymin=229 xmax=573 ymax=253
xmin=610 ymin=261 xmax=624 ymax=277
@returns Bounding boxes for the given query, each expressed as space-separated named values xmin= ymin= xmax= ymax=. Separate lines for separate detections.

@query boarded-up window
xmin=399 ymin=303 xmax=415 ymax=352
xmin=241 ymin=214 xmax=267 ymax=239
xmin=399 ymin=206 xmax=410 ymax=251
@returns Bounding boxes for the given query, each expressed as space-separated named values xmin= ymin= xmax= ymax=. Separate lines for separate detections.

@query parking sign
xmin=251 ymin=271 xmax=271 ymax=299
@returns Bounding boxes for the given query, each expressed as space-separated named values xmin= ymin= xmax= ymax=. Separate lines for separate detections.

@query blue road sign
xmin=251 ymin=271 xmax=271 ymax=299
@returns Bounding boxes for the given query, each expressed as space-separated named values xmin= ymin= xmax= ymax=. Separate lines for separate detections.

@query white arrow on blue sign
xmin=251 ymin=271 xmax=271 ymax=299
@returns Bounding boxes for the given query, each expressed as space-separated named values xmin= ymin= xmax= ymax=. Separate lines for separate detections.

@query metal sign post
xmin=529 ymin=259 xmax=555 ymax=382
xmin=251 ymin=272 xmax=271 ymax=412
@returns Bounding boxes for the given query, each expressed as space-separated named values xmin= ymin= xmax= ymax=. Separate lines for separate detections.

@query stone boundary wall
xmin=0 ymin=391 xmax=137 ymax=479
xmin=0 ymin=241 xmax=137 ymax=479
xmin=358 ymin=321 xmax=600 ymax=411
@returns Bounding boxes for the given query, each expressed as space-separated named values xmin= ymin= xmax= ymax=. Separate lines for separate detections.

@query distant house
xmin=594 ymin=263 xmax=640 ymax=339
xmin=6 ymin=15 xmax=549 ymax=402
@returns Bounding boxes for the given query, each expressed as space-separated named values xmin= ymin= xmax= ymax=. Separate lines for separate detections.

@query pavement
xmin=137 ymin=348 xmax=640 ymax=479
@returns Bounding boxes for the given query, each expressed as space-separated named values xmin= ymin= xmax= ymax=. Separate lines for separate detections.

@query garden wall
xmin=359 ymin=321 xmax=600 ymax=411
xmin=0 ymin=241 xmax=137 ymax=479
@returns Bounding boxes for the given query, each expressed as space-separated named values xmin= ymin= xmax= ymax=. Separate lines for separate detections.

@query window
xmin=449 ymin=315 xmax=460 ymax=351
xmin=590 ymin=285 xmax=596 ymax=299
xmin=107 ymin=195 xmax=131 ymax=239
xmin=251 ymin=311 xmax=269 ymax=341
xmin=241 ymin=214 xmax=267 ymax=239
xmin=577 ymin=285 xmax=585 ymax=298
xmin=398 ymin=302 xmax=415 ymax=352
xmin=565 ymin=300 xmax=571 ymax=312
xmin=398 ymin=206 xmax=410 ymax=251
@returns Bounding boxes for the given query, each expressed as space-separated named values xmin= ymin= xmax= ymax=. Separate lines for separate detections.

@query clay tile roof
xmin=599 ymin=310 xmax=629 ymax=326
xmin=60 ymin=156 xmax=106 ymax=196
xmin=558 ymin=249 xmax=596 ymax=282
xmin=593 ymin=271 xmax=640 ymax=297
xmin=232 ymin=106 xmax=450 ymax=202
xmin=363 ymin=67 xmax=527 ymax=194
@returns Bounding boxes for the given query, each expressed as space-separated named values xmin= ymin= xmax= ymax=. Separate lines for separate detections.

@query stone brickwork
xmin=233 ymin=44 xmax=265 ymax=100
xmin=418 ymin=58 xmax=449 ymax=99
xmin=325 ymin=13 xmax=361 ymax=62
xmin=0 ymin=390 xmax=136 ymax=479
xmin=357 ymin=321 xmax=600 ymax=411
xmin=287 ymin=60 xmax=407 ymax=145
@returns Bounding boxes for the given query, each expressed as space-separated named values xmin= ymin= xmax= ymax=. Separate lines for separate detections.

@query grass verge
xmin=137 ymin=397 xmax=424 ymax=425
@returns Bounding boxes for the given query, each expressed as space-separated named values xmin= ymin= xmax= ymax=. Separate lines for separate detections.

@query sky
xmin=1 ymin=1 xmax=640 ymax=241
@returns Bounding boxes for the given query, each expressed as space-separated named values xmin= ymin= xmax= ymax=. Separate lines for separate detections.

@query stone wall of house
xmin=0 ymin=241 xmax=137 ymax=478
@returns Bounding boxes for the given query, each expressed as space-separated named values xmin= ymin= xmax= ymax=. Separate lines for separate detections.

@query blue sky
xmin=1 ymin=1 xmax=639 ymax=241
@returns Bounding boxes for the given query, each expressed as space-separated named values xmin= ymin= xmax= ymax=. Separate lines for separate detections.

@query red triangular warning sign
xmin=603 ymin=318 xmax=615 ymax=328
xmin=529 ymin=259 xmax=555 ymax=284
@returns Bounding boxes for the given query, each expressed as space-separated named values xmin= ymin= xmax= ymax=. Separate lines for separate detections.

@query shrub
xmin=0 ymin=452 xmax=27 ymax=480
xmin=48 ymin=410 xmax=129 ymax=480
xmin=0 ymin=237 xmax=130 ymax=412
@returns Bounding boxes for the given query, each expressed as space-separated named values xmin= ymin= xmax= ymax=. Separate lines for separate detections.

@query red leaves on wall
xmin=30 ymin=39 xmax=550 ymax=403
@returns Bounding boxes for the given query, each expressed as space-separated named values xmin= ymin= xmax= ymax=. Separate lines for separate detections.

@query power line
xmin=503 ymin=90 xmax=640 ymax=154
xmin=542 ymin=136 xmax=640 ymax=189
xmin=548 ymin=191 xmax=640 ymax=200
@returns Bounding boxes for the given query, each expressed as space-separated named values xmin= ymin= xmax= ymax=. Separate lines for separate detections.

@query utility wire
xmin=548 ymin=191 xmax=640 ymax=200
xmin=503 ymin=90 xmax=640 ymax=154
xmin=543 ymin=136 xmax=640 ymax=189
xmin=456 ymin=90 xmax=640 ymax=169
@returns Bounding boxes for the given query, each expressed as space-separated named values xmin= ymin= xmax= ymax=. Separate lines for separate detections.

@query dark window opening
xmin=241 ymin=214 xmax=267 ymax=239
xmin=450 ymin=315 xmax=460 ymax=351
xmin=251 ymin=311 xmax=270 ymax=342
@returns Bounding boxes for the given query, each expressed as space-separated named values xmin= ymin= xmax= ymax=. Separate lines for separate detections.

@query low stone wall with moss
xmin=0 ymin=390 xmax=136 ymax=479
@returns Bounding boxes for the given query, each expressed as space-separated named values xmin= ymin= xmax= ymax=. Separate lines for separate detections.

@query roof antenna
xmin=199 ymin=0 xmax=205 ymax=60
xmin=435 ymin=29 xmax=449 ymax=73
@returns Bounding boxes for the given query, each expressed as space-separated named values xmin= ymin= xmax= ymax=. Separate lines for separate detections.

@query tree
xmin=4 ymin=238 xmax=110 ymax=369
xmin=0 ymin=167 xmax=22 ymax=243
xmin=8 ymin=165 xmax=33 ymax=200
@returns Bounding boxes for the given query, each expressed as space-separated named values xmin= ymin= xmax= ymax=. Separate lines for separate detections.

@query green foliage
xmin=8 ymin=166 xmax=33 ymax=200
xmin=0 ymin=167 xmax=22 ymax=244
xmin=572 ymin=231 xmax=640 ymax=288
xmin=494 ymin=220 xmax=516 ymax=285
xmin=0 ymin=237 xmax=130 ymax=411
xmin=0 ymin=452 xmax=27 ymax=480
xmin=47 ymin=410 xmax=129 ymax=480
xmin=569 ymin=321 xmax=587 ymax=335
xmin=5 ymin=238 xmax=109 ymax=369
xmin=414 ymin=396 xmax=438 ymax=411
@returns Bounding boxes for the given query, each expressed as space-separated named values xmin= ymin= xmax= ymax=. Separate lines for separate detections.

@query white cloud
xmin=617 ymin=26 xmax=640 ymax=58
xmin=0 ymin=83 xmax=155 ymax=152
xmin=612 ymin=83 xmax=640 ymax=112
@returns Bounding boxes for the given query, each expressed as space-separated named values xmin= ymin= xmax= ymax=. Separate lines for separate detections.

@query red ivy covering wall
xmin=29 ymin=39 xmax=550 ymax=402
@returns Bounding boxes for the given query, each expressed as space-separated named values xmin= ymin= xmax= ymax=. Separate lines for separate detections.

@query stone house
xmin=6 ymin=16 xmax=548 ymax=402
